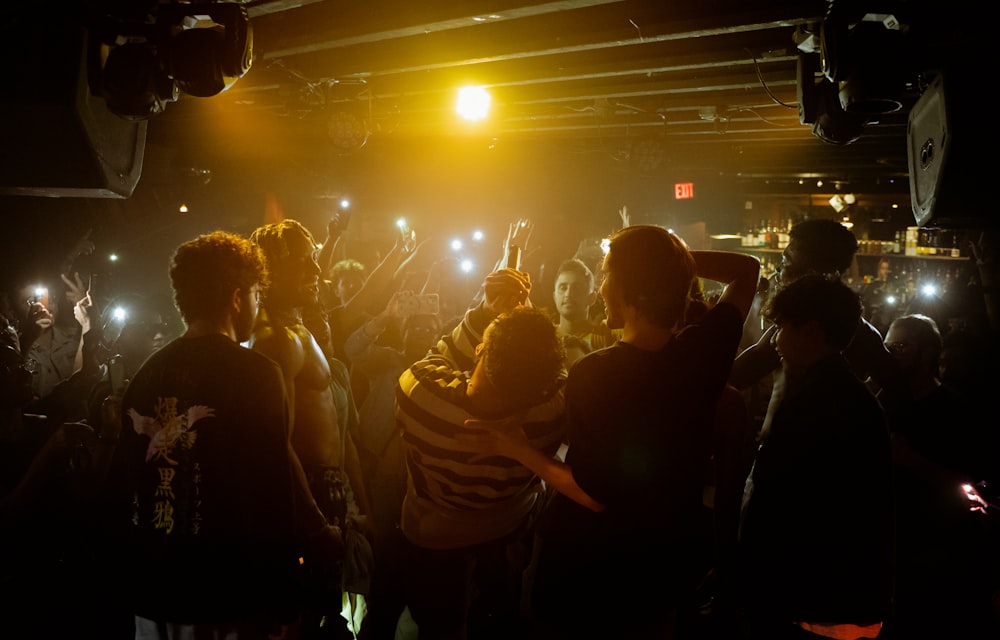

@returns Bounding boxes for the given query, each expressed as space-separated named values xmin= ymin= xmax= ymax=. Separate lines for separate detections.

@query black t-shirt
xmin=532 ymin=301 xmax=744 ymax=616
xmin=118 ymin=334 xmax=299 ymax=624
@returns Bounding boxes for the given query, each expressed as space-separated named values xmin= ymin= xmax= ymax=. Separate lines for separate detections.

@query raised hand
xmin=482 ymin=268 xmax=531 ymax=316
xmin=328 ymin=209 xmax=351 ymax=238
xmin=68 ymin=228 xmax=96 ymax=263
xmin=618 ymin=205 xmax=631 ymax=228
xmin=504 ymin=218 xmax=534 ymax=256
xmin=62 ymin=272 xmax=87 ymax=306
xmin=73 ymin=293 xmax=93 ymax=334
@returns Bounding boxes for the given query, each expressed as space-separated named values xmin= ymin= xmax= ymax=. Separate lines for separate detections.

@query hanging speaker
xmin=907 ymin=73 xmax=989 ymax=228
xmin=0 ymin=21 xmax=146 ymax=198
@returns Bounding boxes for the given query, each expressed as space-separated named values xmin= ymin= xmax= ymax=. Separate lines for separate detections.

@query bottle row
xmin=858 ymin=226 xmax=965 ymax=258
xmin=739 ymin=218 xmax=792 ymax=250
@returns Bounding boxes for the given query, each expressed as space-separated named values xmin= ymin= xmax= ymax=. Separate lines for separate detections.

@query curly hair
xmin=249 ymin=219 xmax=316 ymax=268
xmin=481 ymin=306 xmax=565 ymax=409
xmin=170 ymin=231 xmax=267 ymax=324
xmin=604 ymin=225 xmax=697 ymax=330
xmin=788 ymin=218 xmax=858 ymax=275
xmin=764 ymin=273 xmax=861 ymax=351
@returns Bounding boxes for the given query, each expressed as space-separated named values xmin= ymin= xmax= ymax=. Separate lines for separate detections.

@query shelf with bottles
xmin=731 ymin=228 xmax=971 ymax=262
xmin=855 ymin=226 xmax=971 ymax=262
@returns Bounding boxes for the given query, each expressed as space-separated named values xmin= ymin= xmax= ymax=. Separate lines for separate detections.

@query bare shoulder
xmin=251 ymin=322 xmax=306 ymax=378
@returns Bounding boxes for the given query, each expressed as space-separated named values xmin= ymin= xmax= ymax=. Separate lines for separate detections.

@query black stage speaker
xmin=0 ymin=21 xmax=146 ymax=198
xmin=907 ymin=72 xmax=989 ymax=228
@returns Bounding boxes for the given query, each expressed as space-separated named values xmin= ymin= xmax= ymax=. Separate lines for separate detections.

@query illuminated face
xmin=271 ymin=230 xmax=322 ymax=308
xmin=599 ymin=257 xmax=625 ymax=330
xmin=553 ymin=271 xmax=595 ymax=322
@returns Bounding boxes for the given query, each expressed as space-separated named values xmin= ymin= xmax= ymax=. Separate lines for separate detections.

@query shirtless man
xmin=249 ymin=219 xmax=369 ymax=639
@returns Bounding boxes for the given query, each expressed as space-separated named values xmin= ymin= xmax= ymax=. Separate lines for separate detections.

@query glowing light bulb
xmin=456 ymin=86 xmax=491 ymax=121
xmin=460 ymin=259 xmax=474 ymax=273
xmin=451 ymin=238 xmax=464 ymax=252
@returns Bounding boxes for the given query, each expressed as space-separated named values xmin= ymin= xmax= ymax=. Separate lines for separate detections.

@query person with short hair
xmin=465 ymin=225 xmax=761 ymax=638
xmin=738 ymin=274 xmax=893 ymax=640
xmin=730 ymin=217 xmax=910 ymax=419
xmin=550 ymin=257 xmax=615 ymax=352
xmin=116 ymin=230 xmax=336 ymax=638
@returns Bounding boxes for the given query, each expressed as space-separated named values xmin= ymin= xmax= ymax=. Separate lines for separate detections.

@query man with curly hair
xmin=117 ymin=230 xmax=340 ymax=638
xmin=249 ymin=219 xmax=371 ymax=639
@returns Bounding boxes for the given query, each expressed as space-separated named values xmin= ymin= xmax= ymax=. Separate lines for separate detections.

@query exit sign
xmin=674 ymin=182 xmax=694 ymax=199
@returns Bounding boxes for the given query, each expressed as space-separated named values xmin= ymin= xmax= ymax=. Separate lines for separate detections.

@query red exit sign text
xmin=674 ymin=182 xmax=695 ymax=200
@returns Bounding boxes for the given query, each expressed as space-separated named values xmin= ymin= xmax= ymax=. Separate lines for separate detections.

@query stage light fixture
xmin=91 ymin=1 xmax=252 ymax=120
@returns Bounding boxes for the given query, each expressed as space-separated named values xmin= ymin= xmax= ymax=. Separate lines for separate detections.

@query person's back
xmin=121 ymin=334 xmax=299 ymax=623
xmin=398 ymin=304 xmax=566 ymax=550
xmin=519 ymin=227 xmax=761 ymax=639
xmin=396 ymin=269 xmax=567 ymax=638
xmin=115 ymin=231 xmax=302 ymax=632
xmin=738 ymin=274 xmax=892 ymax=639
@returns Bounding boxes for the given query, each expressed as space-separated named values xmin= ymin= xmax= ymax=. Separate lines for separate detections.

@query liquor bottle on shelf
xmin=777 ymin=218 xmax=790 ymax=249
xmin=905 ymin=227 xmax=919 ymax=256
xmin=948 ymin=230 xmax=962 ymax=258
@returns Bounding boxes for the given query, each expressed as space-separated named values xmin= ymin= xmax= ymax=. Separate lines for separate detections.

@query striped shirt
xmin=397 ymin=306 xmax=566 ymax=550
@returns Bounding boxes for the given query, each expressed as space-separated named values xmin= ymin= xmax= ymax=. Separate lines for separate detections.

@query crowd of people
xmin=2 ymin=209 xmax=999 ymax=640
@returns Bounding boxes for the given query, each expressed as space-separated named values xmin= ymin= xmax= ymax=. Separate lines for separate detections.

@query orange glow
xmin=264 ymin=193 xmax=285 ymax=225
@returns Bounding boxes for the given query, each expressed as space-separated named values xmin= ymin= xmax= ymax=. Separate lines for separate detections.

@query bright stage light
xmin=456 ymin=86 xmax=491 ymax=121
